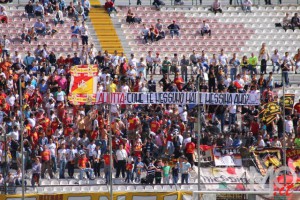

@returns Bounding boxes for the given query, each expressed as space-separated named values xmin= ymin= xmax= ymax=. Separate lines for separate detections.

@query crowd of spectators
xmin=1 ymin=0 xmax=300 ymax=192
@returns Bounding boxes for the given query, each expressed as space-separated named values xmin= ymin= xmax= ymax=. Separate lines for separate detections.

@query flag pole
xmin=197 ymin=76 xmax=201 ymax=193
xmin=19 ymin=78 xmax=25 ymax=200
xmin=109 ymin=101 xmax=113 ymax=200
xmin=282 ymin=75 xmax=286 ymax=188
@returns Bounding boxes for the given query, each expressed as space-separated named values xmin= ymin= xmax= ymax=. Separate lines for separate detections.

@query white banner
xmin=213 ymin=148 xmax=242 ymax=167
xmin=95 ymin=92 xmax=260 ymax=105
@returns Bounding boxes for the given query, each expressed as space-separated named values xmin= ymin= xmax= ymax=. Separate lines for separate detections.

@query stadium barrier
xmin=0 ymin=191 xmax=192 ymax=200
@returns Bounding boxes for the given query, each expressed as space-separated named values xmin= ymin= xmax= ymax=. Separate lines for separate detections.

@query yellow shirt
xmin=108 ymin=83 xmax=117 ymax=93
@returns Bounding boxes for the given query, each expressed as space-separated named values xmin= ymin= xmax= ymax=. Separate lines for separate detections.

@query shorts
xmin=71 ymin=35 xmax=78 ymax=43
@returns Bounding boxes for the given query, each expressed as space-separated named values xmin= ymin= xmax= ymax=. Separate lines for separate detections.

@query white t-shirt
xmin=218 ymin=54 xmax=228 ymax=66
xmin=56 ymin=91 xmax=65 ymax=101
xmin=121 ymin=85 xmax=130 ymax=93
xmin=6 ymin=95 xmax=16 ymax=107
xmin=116 ymin=149 xmax=128 ymax=161
xmin=67 ymin=149 xmax=77 ymax=161
xmin=285 ymin=120 xmax=294 ymax=133
xmin=87 ymin=143 xmax=96 ymax=157
xmin=47 ymin=143 xmax=56 ymax=156
xmin=58 ymin=148 xmax=67 ymax=160
xmin=146 ymin=55 xmax=153 ymax=64
xmin=229 ymin=105 xmax=237 ymax=114
xmin=8 ymin=131 xmax=19 ymax=141
xmin=271 ymin=53 xmax=280 ymax=63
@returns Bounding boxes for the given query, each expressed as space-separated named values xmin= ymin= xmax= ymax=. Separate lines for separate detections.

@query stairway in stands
xmin=89 ymin=0 xmax=124 ymax=54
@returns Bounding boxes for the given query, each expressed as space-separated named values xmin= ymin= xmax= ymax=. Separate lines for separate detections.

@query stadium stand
xmin=1 ymin=0 xmax=300 ymax=199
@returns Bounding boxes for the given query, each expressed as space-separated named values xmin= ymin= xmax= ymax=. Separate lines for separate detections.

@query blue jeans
xmin=28 ymin=13 xmax=35 ymax=21
xmin=104 ymin=166 xmax=111 ymax=184
xmin=54 ymin=18 xmax=64 ymax=26
xmin=79 ymin=168 xmax=94 ymax=180
xmin=36 ymin=28 xmax=46 ymax=35
xmin=2 ymin=50 xmax=9 ymax=58
xmin=125 ymin=171 xmax=133 ymax=183
xmin=181 ymin=174 xmax=189 ymax=184
xmin=216 ymin=114 xmax=225 ymax=132
xmin=282 ymin=71 xmax=289 ymax=85
xmin=201 ymin=62 xmax=209 ymax=72
xmin=59 ymin=159 xmax=66 ymax=178
xmin=229 ymin=113 xmax=236 ymax=128
xmin=51 ymin=155 xmax=57 ymax=173
xmin=107 ymin=7 xmax=117 ymax=15
xmin=101 ymin=139 xmax=107 ymax=154
xmin=170 ymin=30 xmax=179 ymax=38
xmin=273 ymin=62 xmax=280 ymax=72
xmin=173 ymin=175 xmax=179 ymax=184
xmin=230 ymin=67 xmax=237 ymax=81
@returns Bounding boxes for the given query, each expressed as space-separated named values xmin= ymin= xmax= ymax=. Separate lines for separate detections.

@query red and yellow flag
xmin=68 ymin=65 xmax=98 ymax=105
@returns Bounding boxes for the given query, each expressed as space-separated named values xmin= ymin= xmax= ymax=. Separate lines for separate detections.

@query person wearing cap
xmin=167 ymin=20 xmax=180 ymax=39
xmin=179 ymin=156 xmax=192 ymax=184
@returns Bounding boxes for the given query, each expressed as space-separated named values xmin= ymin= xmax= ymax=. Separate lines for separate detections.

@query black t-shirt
xmin=95 ymin=55 xmax=105 ymax=66
xmin=159 ymin=77 xmax=170 ymax=92
xmin=228 ymin=85 xmax=237 ymax=93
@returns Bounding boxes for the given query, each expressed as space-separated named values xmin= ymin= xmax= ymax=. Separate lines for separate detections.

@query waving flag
xmin=68 ymin=65 xmax=98 ymax=105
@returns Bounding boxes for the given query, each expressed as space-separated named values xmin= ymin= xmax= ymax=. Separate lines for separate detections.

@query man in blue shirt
xmin=34 ymin=19 xmax=46 ymax=35
xmin=72 ymin=52 xmax=81 ymax=65
xmin=180 ymin=156 xmax=192 ymax=184
xmin=23 ymin=51 xmax=35 ymax=73
xmin=34 ymin=2 xmax=44 ymax=19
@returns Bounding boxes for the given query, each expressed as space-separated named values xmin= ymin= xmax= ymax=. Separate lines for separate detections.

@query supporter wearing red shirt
xmin=40 ymin=145 xmax=54 ymax=179
xmin=150 ymin=118 xmax=160 ymax=133
xmin=51 ymin=117 xmax=60 ymax=135
xmin=90 ymin=127 xmax=99 ymax=140
xmin=57 ymin=56 xmax=65 ymax=66
xmin=64 ymin=55 xmax=73 ymax=66
xmin=127 ymin=113 xmax=139 ymax=142
xmin=174 ymin=73 xmax=184 ymax=91
xmin=185 ymin=141 xmax=195 ymax=167
xmin=294 ymin=99 xmax=300 ymax=116
xmin=250 ymin=118 xmax=260 ymax=137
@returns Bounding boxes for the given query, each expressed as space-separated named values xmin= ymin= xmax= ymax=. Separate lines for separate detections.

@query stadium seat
xmin=100 ymin=185 xmax=109 ymax=191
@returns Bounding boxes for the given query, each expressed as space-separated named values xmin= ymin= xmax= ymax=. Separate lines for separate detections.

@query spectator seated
xmin=152 ymin=0 xmax=165 ymax=10
xmin=24 ymin=1 xmax=35 ymax=20
xmin=200 ymin=20 xmax=211 ymax=37
xmin=167 ymin=20 xmax=180 ymax=39
xmin=34 ymin=2 xmax=45 ymax=20
xmin=53 ymin=6 xmax=64 ymax=26
xmin=126 ymin=9 xmax=141 ymax=24
xmin=242 ymin=0 xmax=252 ymax=12
xmin=104 ymin=0 xmax=118 ymax=16
xmin=34 ymin=19 xmax=46 ymax=36
xmin=0 ymin=6 xmax=8 ymax=23
xmin=281 ymin=13 xmax=293 ymax=31
xmin=209 ymin=0 xmax=222 ymax=14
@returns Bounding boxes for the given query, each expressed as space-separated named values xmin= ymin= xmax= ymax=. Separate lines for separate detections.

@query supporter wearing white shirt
xmin=128 ymin=54 xmax=138 ymax=68
xmin=271 ymin=49 xmax=281 ymax=73
xmin=127 ymin=66 xmax=137 ymax=80
xmin=180 ymin=109 xmax=188 ymax=123
xmin=218 ymin=49 xmax=228 ymax=67
xmin=87 ymin=140 xmax=96 ymax=158
xmin=27 ymin=114 xmax=36 ymax=127
xmin=146 ymin=51 xmax=154 ymax=73
xmin=111 ymin=51 xmax=119 ymax=67
xmin=118 ymin=52 xmax=126 ymax=64
xmin=257 ymin=135 xmax=265 ymax=148
xmin=183 ymin=134 xmax=191 ymax=147
xmin=121 ymin=82 xmax=130 ymax=93
xmin=6 ymin=93 xmax=16 ymax=107
xmin=55 ymin=87 xmax=66 ymax=102
xmin=285 ymin=116 xmax=294 ymax=134
xmin=58 ymin=144 xmax=67 ymax=178
xmin=7 ymin=129 xmax=19 ymax=141
xmin=281 ymin=52 xmax=293 ymax=66
xmin=242 ymin=0 xmax=252 ymax=12
xmin=225 ymin=135 xmax=233 ymax=147
xmin=228 ymin=105 xmax=237 ymax=128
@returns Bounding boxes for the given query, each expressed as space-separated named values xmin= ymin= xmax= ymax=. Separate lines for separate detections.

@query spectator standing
xmin=248 ymin=53 xmax=258 ymax=76
xmin=93 ymin=145 xmax=101 ymax=177
xmin=66 ymin=144 xmax=77 ymax=178
xmin=271 ymin=49 xmax=281 ymax=73
xmin=185 ymin=140 xmax=195 ymax=167
xmin=180 ymin=55 xmax=189 ymax=83
xmin=293 ymin=49 xmax=300 ymax=74
xmin=258 ymin=43 xmax=269 ymax=74
xmin=0 ymin=35 xmax=10 ymax=58
xmin=281 ymin=52 xmax=293 ymax=86
xmin=80 ymin=21 xmax=89 ymax=46
xmin=229 ymin=53 xmax=240 ymax=81
xmin=115 ymin=144 xmax=128 ymax=179
xmin=180 ymin=156 xmax=191 ymax=184
xmin=40 ymin=145 xmax=54 ymax=179
xmin=58 ymin=144 xmax=67 ymax=179
xmin=31 ymin=158 xmax=41 ymax=187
